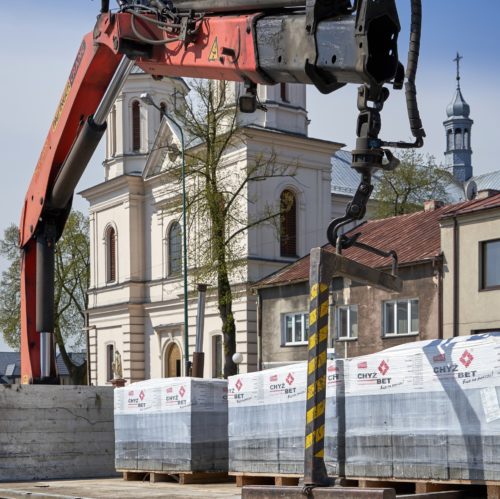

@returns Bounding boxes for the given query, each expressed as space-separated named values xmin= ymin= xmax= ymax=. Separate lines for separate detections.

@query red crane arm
xmin=19 ymin=10 xmax=270 ymax=383
xmin=20 ymin=1 xmax=405 ymax=383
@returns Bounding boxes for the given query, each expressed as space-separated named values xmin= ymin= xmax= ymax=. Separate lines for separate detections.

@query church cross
xmin=453 ymin=52 xmax=463 ymax=87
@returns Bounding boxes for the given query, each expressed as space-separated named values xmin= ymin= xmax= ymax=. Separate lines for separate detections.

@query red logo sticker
xmin=460 ymin=350 xmax=474 ymax=368
xmin=286 ymin=373 xmax=295 ymax=385
xmin=378 ymin=360 xmax=389 ymax=376
xmin=179 ymin=386 xmax=186 ymax=398
xmin=358 ymin=361 xmax=368 ymax=369
xmin=235 ymin=378 xmax=243 ymax=391
xmin=270 ymin=374 xmax=278 ymax=382
xmin=139 ymin=390 xmax=145 ymax=401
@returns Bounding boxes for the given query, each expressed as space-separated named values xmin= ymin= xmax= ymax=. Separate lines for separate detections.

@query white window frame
xmin=383 ymin=298 xmax=419 ymax=337
xmin=282 ymin=312 xmax=309 ymax=346
xmin=335 ymin=305 xmax=358 ymax=340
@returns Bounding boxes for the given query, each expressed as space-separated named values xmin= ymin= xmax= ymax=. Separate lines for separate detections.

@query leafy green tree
xmin=0 ymin=211 xmax=89 ymax=384
xmin=373 ymin=149 xmax=452 ymax=218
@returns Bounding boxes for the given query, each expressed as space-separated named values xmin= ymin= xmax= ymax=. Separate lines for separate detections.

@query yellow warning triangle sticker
xmin=208 ymin=37 xmax=219 ymax=62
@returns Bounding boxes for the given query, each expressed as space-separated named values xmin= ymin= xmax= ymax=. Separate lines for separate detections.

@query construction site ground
xmin=0 ymin=478 xmax=241 ymax=499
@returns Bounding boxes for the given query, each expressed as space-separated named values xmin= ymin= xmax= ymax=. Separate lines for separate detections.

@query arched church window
xmin=464 ymin=129 xmax=469 ymax=149
xmin=447 ymin=130 xmax=453 ymax=150
xmin=455 ymin=128 xmax=463 ymax=149
xmin=168 ymin=222 xmax=182 ymax=276
xmin=106 ymin=226 xmax=117 ymax=283
xmin=280 ymin=189 xmax=297 ymax=257
xmin=132 ymin=100 xmax=141 ymax=151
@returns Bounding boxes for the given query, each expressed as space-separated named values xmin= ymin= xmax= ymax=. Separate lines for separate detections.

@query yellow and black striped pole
xmin=304 ymin=247 xmax=335 ymax=486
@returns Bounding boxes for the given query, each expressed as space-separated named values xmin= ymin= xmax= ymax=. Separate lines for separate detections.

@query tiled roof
xmin=255 ymin=193 xmax=500 ymax=288
xmin=441 ymin=192 xmax=500 ymax=217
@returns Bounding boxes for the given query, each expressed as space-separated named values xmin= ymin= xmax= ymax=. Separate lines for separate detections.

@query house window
xmin=280 ymin=189 xmax=297 ymax=257
xmin=212 ymin=335 xmax=224 ymax=378
xmin=383 ymin=299 xmax=419 ymax=336
xmin=106 ymin=226 xmax=116 ymax=283
xmin=481 ymin=239 xmax=500 ymax=289
xmin=283 ymin=312 xmax=309 ymax=346
xmin=106 ymin=344 xmax=114 ymax=382
xmin=168 ymin=222 xmax=182 ymax=276
xmin=336 ymin=305 xmax=358 ymax=340
xmin=132 ymin=100 xmax=141 ymax=151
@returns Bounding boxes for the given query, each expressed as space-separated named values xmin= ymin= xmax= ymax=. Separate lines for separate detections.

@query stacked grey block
xmin=0 ymin=385 xmax=116 ymax=482
xmin=229 ymin=333 xmax=500 ymax=481
xmin=229 ymin=362 xmax=340 ymax=475
xmin=114 ymin=378 xmax=228 ymax=472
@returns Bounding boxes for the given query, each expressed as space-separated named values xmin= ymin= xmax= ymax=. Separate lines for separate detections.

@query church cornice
xmin=242 ymin=125 xmax=344 ymax=152
xmin=79 ymin=174 xmax=144 ymax=201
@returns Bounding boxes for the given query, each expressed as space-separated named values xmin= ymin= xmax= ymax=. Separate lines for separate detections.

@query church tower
xmin=443 ymin=53 xmax=473 ymax=182
xmin=232 ymin=82 xmax=309 ymax=136
xmin=103 ymin=66 xmax=189 ymax=180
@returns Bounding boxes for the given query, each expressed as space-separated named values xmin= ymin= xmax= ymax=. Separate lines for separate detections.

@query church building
xmin=80 ymin=70 xmax=342 ymax=385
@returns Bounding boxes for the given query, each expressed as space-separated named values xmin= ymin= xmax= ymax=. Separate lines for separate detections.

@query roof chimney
xmin=424 ymin=200 xmax=445 ymax=212
xmin=476 ymin=189 xmax=500 ymax=200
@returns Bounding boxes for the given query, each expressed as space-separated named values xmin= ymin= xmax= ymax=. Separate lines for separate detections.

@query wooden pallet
xmin=119 ymin=469 xmax=230 ymax=485
xmin=229 ymin=472 xmax=301 ymax=488
xmin=231 ymin=473 xmax=500 ymax=497
xmin=350 ymin=476 xmax=499 ymax=498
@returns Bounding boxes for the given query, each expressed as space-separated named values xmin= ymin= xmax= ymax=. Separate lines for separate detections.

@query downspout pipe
xmin=453 ymin=216 xmax=459 ymax=337
xmin=256 ymin=289 xmax=263 ymax=371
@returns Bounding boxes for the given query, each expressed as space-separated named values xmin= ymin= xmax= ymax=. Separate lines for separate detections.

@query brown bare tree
xmin=162 ymin=80 xmax=295 ymax=377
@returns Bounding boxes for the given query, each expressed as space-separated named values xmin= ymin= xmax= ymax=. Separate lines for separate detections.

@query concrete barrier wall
xmin=0 ymin=384 xmax=117 ymax=481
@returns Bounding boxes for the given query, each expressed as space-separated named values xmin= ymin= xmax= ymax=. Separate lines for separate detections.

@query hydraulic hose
xmin=405 ymin=0 xmax=425 ymax=144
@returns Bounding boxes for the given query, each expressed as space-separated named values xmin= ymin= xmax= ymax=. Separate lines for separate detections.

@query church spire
xmin=443 ymin=53 xmax=473 ymax=183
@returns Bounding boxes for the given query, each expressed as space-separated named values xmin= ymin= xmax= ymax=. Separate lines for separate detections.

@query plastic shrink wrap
xmin=229 ymin=333 xmax=500 ymax=480
xmin=114 ymin=377 xmax=228 ymax=472
xmin=228 ymin=361 xmax=342 ymax=475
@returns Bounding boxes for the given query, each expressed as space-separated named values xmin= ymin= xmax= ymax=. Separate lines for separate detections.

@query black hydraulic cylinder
xmin=172 ymin=0 xmax=305 ymax=12
xmin=50 ymin=116 xmax=106 ymax=211
xmin=36 ymin=230 xmax=55 ymax=333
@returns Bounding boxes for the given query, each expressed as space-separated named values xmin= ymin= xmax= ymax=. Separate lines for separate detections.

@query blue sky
xmin=0 ymin=1 xmax=499 ymax=350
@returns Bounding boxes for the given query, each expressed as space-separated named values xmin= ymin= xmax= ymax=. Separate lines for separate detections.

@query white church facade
xmin=80 ymin=69 xmax=343 ymax=385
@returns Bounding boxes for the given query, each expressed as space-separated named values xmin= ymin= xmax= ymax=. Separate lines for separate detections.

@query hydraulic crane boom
xmin=19 ymin=0 xmax=423 ymax=387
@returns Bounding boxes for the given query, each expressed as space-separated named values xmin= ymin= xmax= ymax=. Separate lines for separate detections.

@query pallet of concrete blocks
xmin=228 ymin=361 xmax=343 ymax=476
xmin=343 ymin=332 xmax=500 ymax=481
xmin=114 ymin=377 xmax=228 ymax=473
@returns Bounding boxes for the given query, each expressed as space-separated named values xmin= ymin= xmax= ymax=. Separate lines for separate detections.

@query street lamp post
xmin=140 ymin=93 xmax=190 ymax=376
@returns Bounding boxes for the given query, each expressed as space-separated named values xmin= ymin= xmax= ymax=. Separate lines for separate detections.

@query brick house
xmin=253 ymin=194 xmax=500 ymax=368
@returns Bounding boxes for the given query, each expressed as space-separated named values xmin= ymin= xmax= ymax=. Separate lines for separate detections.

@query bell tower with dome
xmin=443 ymin=53 xmax=473 ymax=183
